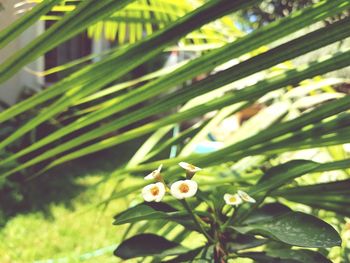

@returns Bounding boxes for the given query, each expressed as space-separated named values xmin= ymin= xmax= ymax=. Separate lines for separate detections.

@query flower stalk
xmin=180 ymin=199 xmax=215 ymax=244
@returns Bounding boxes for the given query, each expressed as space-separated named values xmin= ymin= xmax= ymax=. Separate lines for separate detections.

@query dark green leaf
xmin=113 ymin=203 xmax=174 ymax=225
xmin=272 ymin=179 xmax=350 ymax=216
xmin=114 ymin=234 xmax=189 ymax=259
xmin=233 ymin=212 xmax=341 ymax=248
xmin=267 ymin=249 xmax=331 ymax=263
xmin=113 ymin=202 xmax=203 ymax=231
xmin=163 ymin=246 xmax=207 ymax=263
xmin=227 ymin=234 xmax=267 ymax=252
xmin=251 ymin=160 xmax=321 ymax=195
xmin=243 ymin=203 xmax=292 ymax=224
xmin=239 ymin=249 xmax=331 ymax=263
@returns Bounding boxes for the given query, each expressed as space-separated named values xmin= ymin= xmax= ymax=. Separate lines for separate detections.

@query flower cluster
xmin=224 ymin=190 xmax=256 ymax=206
xmin=142 ymin=162 xmax=200 ymax=202
xmin=141 ymin=162 xmax=256 ymax=206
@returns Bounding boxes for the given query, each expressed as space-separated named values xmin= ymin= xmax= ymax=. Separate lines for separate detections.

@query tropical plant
xmin=0 ymin=0 xmax=350 ymax=262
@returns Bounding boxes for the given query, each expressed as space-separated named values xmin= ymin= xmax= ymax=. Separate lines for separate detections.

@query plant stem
xmin=181 ymin=199 xmax=215 ymax=244
xmin=221 ymin=207 xmax=236 ymax=230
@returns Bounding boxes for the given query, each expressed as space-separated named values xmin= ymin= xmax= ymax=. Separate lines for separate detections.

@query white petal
xmin=144 ymin=172 xmax=155 ymax=180
xmin=224 ymin=193 xmax=242 ymax=206
xmin=154 ymin=182 xmax=165 ymax=202
xmin=142 ymin=185 xmax=156 ymax=202
xmin=142 ymin=183 xmax=165 ymax=202
xmin=144 ymin=166 xmax=162 ymax=180
xmin=183 ymin=180 xmax=198 ymax=197
xmin=178 ymin=162 xmax=201 ymax=173
xmin=170 ymin=180 xmax=198 ymax=199
xmin=224 ymin=193 xmax=233 ymax=203
xmin=238 ymin=190 xmax=256 ymax=203
xmin=179 ymin=162 xmax=190 ymax=170
xmin=157 ymin=164 xmax=163 ymax=173
xmin=170 ymin=181 xmax=184 ymax=199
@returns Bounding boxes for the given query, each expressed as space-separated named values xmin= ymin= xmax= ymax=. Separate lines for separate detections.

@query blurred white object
xmin=344 ymin=144 xmax=350 ymax=153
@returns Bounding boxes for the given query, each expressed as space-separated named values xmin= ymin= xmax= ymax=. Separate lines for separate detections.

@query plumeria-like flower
xmin=144 ymin=164 xmax=163 ymax=180
xmin=142 ymin=182 xmax=166 ymax=202
xmin=170 ymin=180 xmax=198 ymax=199
xmin=238 ymin=190 xmax=256 ymax=203
xmin=178 ymin=162 xmax=201 ymax=178
xmin=224 ymin=193 xmax=242 ymax=206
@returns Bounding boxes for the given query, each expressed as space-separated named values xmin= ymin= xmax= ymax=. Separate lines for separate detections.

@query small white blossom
xmin=224 ymin=193 xmax=242 ymax=206
xmin=170 ymin=180 xmax=198 ymax=199
xmin=178 ymin=162 xmax=201 ymax=178
xmin=238 ymin=190 xmax=256 ymax=203
xmin=144 ymin=164 xmax=163 ymax=180
xmin=142 ymin=182 xmax=166 ymax=202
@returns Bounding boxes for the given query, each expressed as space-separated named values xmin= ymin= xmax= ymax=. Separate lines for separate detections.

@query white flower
xmin=142 ymin=182 xmax=166 ymax=202
xmin=170 ymin=180 xmax=198 ymax=199
xmin=178 ymin=162 xmax=201 ymax=178
xmin=224 ymin=193 xmax=242 ymax=206
xmin=238 ymin=190 xmax=256 ymax=203
xmin=144 ymin=164 xmax=163 ymax=180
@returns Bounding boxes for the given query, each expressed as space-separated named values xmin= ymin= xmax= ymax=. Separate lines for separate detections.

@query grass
xmin=0 ymin=176 xmax=130 ymax=263
xmin=0 ymin=140 xmax=146 ymax=263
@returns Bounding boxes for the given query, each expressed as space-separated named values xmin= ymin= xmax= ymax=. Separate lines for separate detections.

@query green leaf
xmin=113 ymin=203 xmax=176 ymax=225
xmin=0 ymin=0 xmax=348 ymax=178
xmin=0 ymin=0 xmax=135 ymax=84
xmin=233 ymin=212 xmax=341 ymax=248
xmin=113 ymin=202 xmax=204 ymax=231
xmin=163 ymin=246 xmax=207 ymax=263
xmin=114 ymin=233 xmax=189 ymax=259
xmin=272 ymin=178 xmax=350 ymax=216
xmin=251 ymin=160 xmax=321 ymax=195
xmin=266 ymin=249 xmax=332 ymax=263
xmin=227 ymin=234 xmax=267 ymax=252
xmin=0 ymin=0 xmax=260 ymax=158
xmin=243 ymin=203 xmax=292 ymax=224
xmin=32 ymin=49 xmax=350 ymax=174
xmin=0 ymin=0 xmax=61 ymax=49
xmin=240 ymin=249 xmax=331 ymax=263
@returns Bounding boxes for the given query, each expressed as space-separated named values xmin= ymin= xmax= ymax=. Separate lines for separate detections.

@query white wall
xmin=0 ymin=1 xmax=44 ymax=106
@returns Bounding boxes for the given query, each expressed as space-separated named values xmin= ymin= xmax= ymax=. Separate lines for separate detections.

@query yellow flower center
xmin=150 ymin=186 xmax=159 ymax=196
xmin=179 ymin=183 xmax=190 ymax=193
xmin=229 ymin=196 xmax=238 ymax=203
xmin=188 ymin=164 xmax=196 ymax=170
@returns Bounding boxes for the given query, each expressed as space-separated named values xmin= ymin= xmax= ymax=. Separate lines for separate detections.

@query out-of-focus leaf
xmin=272 ymin=179 xmax=350 ymax=216
xmin=251 ymin=160 xmax=321 ymax=195
xmin=293 ymin=93 xmax=344 ymax=109
xmin=0 ymin=0 xmax=61 ymax=49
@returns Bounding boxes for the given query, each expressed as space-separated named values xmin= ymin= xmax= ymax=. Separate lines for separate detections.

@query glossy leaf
xmin=233 ymin=212 xmax=341 ymax=248
xmin=113 ymin=202 xmax=204 ymax=231
xmin=114 ymin=233 xmax=189 ymax=259
xmin=243 ymin=203 xmax=292 ymax=224
xmin=113 ymin=203 xmax=176 ymax=225
xmin=240 ymin=249 xmax=331 ymax=263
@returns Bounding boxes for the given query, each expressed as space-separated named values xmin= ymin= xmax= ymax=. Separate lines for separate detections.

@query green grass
xmin=0 ymin=140 xmax=146 ymax=263
xmin=0 ymin=175 xmax=130 ymax=263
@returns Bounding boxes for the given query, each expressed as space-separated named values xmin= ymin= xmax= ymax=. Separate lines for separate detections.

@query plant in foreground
xmin=113 ymin=160 xmax=343 ymax=262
